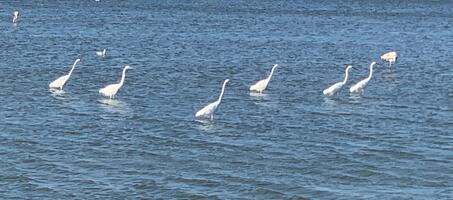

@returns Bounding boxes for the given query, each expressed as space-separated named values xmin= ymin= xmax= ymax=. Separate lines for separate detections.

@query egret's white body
xmin=323 ymin=65 xmax=352 ymax=96
xmin=99 ymin=65 xmax=132 ymax=99
xmin=250 ymin=64 xmax=279 ymax=93
xmin=349 ymin=62 xmax=376 ymax=93
xmin=381 ymin=51 xmax=397 ymax=67
xmin=12 ymin=11 xmax=19 ymax=23
xmin=96 ymin=49 xmax=106 ymax=57
xmin=195 ymin=79 xmax=229 ymax=120
xmin=49 ymin=58 xmax=81 ymax=90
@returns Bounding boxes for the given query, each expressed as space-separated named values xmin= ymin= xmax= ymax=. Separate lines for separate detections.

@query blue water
xmin=1 ymin=0 xmax=453 ymax=199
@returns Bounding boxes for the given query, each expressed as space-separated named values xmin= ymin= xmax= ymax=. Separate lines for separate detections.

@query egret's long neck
xmin=68 ymin=60 xmax=79 ymax=77
xmin=267 ymin=65 xmax=277 ymax=81
xmin=217 ymin=81 xmax=228 ymax=103
xmin=367 ymin=64 xmax=374 ymax=81
xmin=342 ymin=68 xmax=350 ymax=84
xmin=119 ymin=68 xmax=128 ymax=86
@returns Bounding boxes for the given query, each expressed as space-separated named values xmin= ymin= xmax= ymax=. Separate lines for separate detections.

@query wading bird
xmin=195 ymin=79 xmax=230 ymax=120
xmin=350 ymin=62 xmax=376 ymax=93
xmin=250 ymin=64 xmax=279 ymax=93
xmin=49 ymin=58 xmax=81 ymax=90
xmin=381 ymin=51 xmax=397 ymax=67
xmin=12 ymin=11 xmax=19 ymax=23
xmin=99 ymin=65 xmax=133 ymax=99
xmin=96 ymin=49 xmax=106 ymax=57
xmin=323 ymin=65 xmax=352 ymax=96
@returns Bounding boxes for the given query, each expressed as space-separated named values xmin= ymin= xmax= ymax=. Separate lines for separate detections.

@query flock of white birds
xmin=196 ymin=52 xmax=397 ymax=120
xmin=193 ymin=51 xmax=397 ymax=120
xmin=10 ymin=11 xmax=398 ymax=121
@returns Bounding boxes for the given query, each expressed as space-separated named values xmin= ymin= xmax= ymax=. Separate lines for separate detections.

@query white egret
xmin=96 ymin=49 xmax=106 ymax=57
xmin=323 ymin=65 xmax=352 ymax=96
xmin=381 ymin=51 xmax=397 ymax=67
xmin=349 ymin=62 xmax=376 ymax=93
xmin=195 ymin=79 xmax=230 ymax=120
xmin=49 ymin=58 xmax=81 ymax=90
xmin=250 ymin=64 xmax=279 ymax=93
xmin=99 ymin=65 xmax=133 ymax=99
xmin=12 ymin=11 xmax=19 ymax=23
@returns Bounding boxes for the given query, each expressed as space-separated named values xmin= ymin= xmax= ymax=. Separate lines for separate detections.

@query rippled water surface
xmin=1 ymin=0 xmax=453 ymax=199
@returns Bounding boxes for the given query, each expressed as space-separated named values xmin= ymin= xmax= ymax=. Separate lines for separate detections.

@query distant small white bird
xmin=12 ymin=11 xmax=19 ymax=23
xmin=350 ymin=62 xmax=376 ymax=93
xmin=195 ymin=79 xmax=230 ymax=120
xmin=49 ymin=58 xmax=81 ymax=90
xmin=323 ymin=65 xmax=352 ymax=96
xmin=381 ymin=51 xmax=397 ymax=67
xmin=96 ymin=49 xmax=106 ymax=57
xmin=250 ymin=64 xmax=279 ymax=93
xmin=99 ymin=65 xmax=133 ymax=99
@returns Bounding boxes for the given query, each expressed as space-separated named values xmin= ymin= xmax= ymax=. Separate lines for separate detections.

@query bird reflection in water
xmin=98 ymin=98 xmax=126 ymax=107
xmin=194 ymin=118 xmax=216 ymax=131
xmin=49 ymin=89 xmax=67 ymax=100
